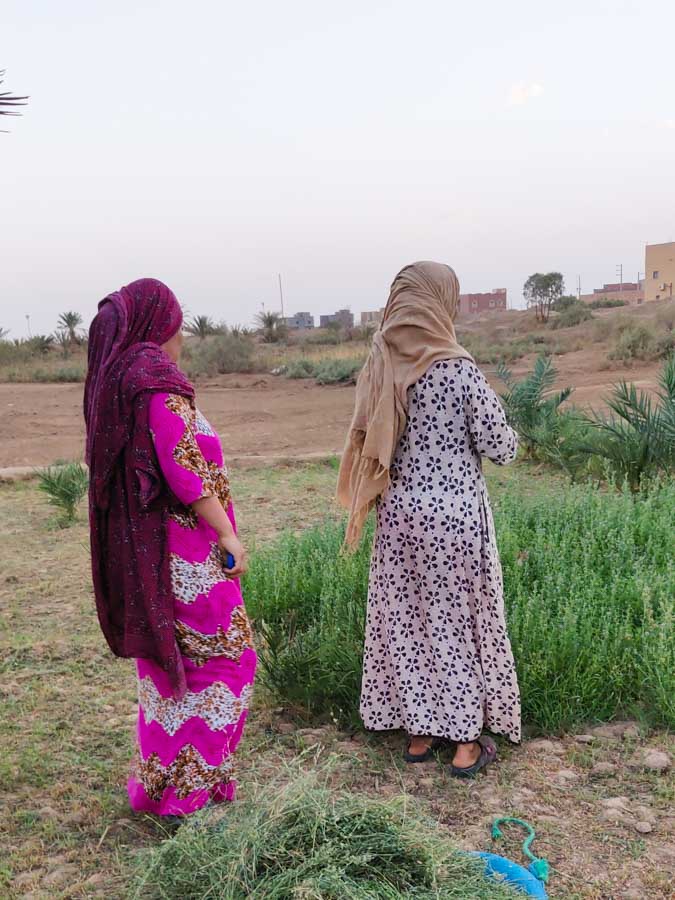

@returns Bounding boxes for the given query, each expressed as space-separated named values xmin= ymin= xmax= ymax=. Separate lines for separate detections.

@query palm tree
xmin=57 ymin=311 xmax=83 ymax=343
xmin=54 ymin=329 xmax=72 ymax=359
xmin=0 ymin=327 xmax=9 ymax=341
xmin=0 ymin=70 xmax=27 ymax=130
xmin=30 ymin=334 xmax=55 ymax=355
xmin=580 ymin=353 xmax=675 ymax=491
xmin=255 ymin=311 xmax=287 ymax=344
xmin=185 ymin=315 xmax=218 ymax=340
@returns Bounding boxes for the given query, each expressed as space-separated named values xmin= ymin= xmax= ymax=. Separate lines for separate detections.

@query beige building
xmin=360 ymin=309 xmax=384 ymax=327
xmin=580 ymin=281 xmax=644 ymax=305
xmin=645 ymin=242 xmax=675 ymax=302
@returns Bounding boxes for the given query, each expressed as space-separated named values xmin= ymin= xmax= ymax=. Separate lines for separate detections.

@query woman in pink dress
xmin=85 ymin=279 xmax=256 ymax=817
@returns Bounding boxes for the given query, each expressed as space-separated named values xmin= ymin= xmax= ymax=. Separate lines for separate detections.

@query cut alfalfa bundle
xmin=132 ymin=767 xmax=519 ymax=899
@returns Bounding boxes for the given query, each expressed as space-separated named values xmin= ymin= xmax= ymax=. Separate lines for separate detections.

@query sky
xmin=1 ymin=0 xmax=674 ymax=337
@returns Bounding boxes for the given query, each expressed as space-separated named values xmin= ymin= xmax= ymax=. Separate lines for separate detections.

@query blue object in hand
xmin=224 ymin=552 xmax=235 ymax=570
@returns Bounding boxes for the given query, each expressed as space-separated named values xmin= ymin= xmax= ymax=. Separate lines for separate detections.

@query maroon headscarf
xmin=84 ymin=279 xmax=194 ymax=697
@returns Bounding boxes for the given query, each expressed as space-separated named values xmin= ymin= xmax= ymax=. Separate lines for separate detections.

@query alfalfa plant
xmin=133 ymin=765 xmax=519 ymax=899
xmin=37 ymin=462 xmax=88 ymax=526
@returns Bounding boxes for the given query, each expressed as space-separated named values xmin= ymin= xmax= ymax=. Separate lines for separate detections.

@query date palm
xmin=57 ymin=311 xmax=83 ymax=343
xmin=0 ymin=69 xmax=27 ymax=130
xmin=185 ymin=315 xmax=218 ymax=340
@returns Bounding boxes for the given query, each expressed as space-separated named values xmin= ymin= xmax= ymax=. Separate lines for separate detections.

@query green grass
xmin=132 ymin=767 xmax=519 ymax=900
xmin=243 ymin=480 xmax=675 ymax=732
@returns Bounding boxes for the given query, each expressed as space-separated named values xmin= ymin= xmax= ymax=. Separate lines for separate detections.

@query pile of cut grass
xmin=244 ymin=480 xmax=675 ymax=731
xmin=132 ymin=770 xmax=518 ymax=899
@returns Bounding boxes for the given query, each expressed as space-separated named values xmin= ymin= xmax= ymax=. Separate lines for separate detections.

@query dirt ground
xmin=0 ymin=356 xmax=663 ymax=469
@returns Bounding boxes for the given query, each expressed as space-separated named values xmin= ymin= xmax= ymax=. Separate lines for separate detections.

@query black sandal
xmin=404 ymin=736 xmax=445 ymax=763
xmin=450 ymin=735 xmax=497 ymax=778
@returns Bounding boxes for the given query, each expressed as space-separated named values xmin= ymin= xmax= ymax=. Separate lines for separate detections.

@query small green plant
xmin=579 ymin=353 xmax=675 ymax=490
xmin=37 ymin=463 xmax=88 ymax=526
xmin=497 ymin=354 xmax=573 ymax=457
xmin=133 ymin=767 xmax=518 ymax=899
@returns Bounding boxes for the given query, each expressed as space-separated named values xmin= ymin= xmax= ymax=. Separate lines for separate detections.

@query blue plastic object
xmin=224 ymin=552 xmax=235 ymax=569
xmin=471 ymin=852 xmax=549 ymax=899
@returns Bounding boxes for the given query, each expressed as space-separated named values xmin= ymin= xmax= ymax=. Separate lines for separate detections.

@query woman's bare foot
xmin=452 ymin=741 xmax=481 ymax=768
xmin=408 ymin=735 xmax=434 ymax=756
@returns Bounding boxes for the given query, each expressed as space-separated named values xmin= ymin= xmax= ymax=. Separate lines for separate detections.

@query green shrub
xmin=608 ymin=322 xmax=657 ymax=362
xmin=243 ymin=480 xmax=675 ymax=733
xmin=315 ymin=357 xmax=363 ymax=384
xmin=37 ymin=462 xmax=88 ymax=526
xmin=285 ymin=357 xmax=364 ymax=383
xmin=550 ymin=303 xmax=593 ymax=329
xmin=184 ymin=333 xmax=257 ymax=377
xmin=588 ymin=297 xmax=627 ymax=309
xmin=286 ymin=358 xmax=317 ymax=379
xmin=7 ymin=366 xmax=85 ymax=383
xmin=551 ymin=294 xmax=580 ymax=312
xmin=133 ymin=768 xmax=518 ymax=900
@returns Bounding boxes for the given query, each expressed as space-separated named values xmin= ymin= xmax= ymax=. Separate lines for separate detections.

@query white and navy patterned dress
xmin=360 ymin=359 xmax=521 ymax=744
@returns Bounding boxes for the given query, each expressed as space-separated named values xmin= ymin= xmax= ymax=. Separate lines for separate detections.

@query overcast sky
xmin=1 ymin=0 xmax=674 ymax=336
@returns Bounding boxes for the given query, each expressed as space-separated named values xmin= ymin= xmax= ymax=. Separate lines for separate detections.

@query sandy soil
xmin=0 ymin=358 xmax=662 ymax=468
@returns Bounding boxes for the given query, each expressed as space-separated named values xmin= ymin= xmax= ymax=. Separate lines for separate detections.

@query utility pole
xmin=25 ymin=314 xmax=31 ymax=337
xmin=616 ymin=264 xmax=623 ymax=291
xmin=577 ymin=276 xmax=582 ymax=300
xmin=278 ymin=273 xmax=285 ymax=318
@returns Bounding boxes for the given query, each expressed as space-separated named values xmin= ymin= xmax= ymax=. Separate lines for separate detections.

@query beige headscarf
xmin=337 ymin=261 xmax=473 ymax=548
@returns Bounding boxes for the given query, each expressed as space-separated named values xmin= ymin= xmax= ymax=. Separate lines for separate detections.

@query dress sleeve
xmin=461 ymin=361 xmax=518 ymax=465
xmin=148 ymin=393 xmax=215 ymax=505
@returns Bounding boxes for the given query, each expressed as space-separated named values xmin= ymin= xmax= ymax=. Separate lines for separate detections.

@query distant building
xmin=645 ymin=242 xmax=675 ymax=302
xmin=458 ymin=289 xmax=507 ymax=315
xmin=284 ymin=311 xmax=315 ymax=330
xmin=320 ymin=309 xmax=354 ymax=329
xmin=360 ymin=309 xmax=384 ymax=327
xmin=579 ymin=282 xmax=644 ymax=305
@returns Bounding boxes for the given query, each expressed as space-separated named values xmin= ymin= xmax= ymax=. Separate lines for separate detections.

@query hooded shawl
xmin=84 ymin=279 xmax=194 ymax=697
xmin=337 ymin=261 xmax=473 ymax=548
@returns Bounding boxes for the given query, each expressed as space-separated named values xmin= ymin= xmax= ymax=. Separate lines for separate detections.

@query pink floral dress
xmin=127 ymin=393 xmax=257 ymax=816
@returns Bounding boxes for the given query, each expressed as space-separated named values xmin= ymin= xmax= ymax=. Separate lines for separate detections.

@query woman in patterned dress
xmin=85 ymin=279 xmax=256 ymax=816
xmin=338 ymin=262 xmax=520 ymax=776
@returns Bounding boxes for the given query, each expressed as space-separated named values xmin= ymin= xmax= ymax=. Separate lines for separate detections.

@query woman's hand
xmin=218 ymin=532 xmax=248 ymax=578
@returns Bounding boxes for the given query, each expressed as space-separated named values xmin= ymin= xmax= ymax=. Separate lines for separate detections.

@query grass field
xmin=1 ymin=462 xmax=674 ymax=899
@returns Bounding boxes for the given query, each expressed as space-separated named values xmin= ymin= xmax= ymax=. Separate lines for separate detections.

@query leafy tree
xmin=0 ymin=327 xmax=9 ymax=341
xmin=57 ymin=311 xmax=83 ymax=344
xmin=523 ymin=272 xmax=565 ymax=323
xmin=185 ymin=315 xmax=219 ymax=340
